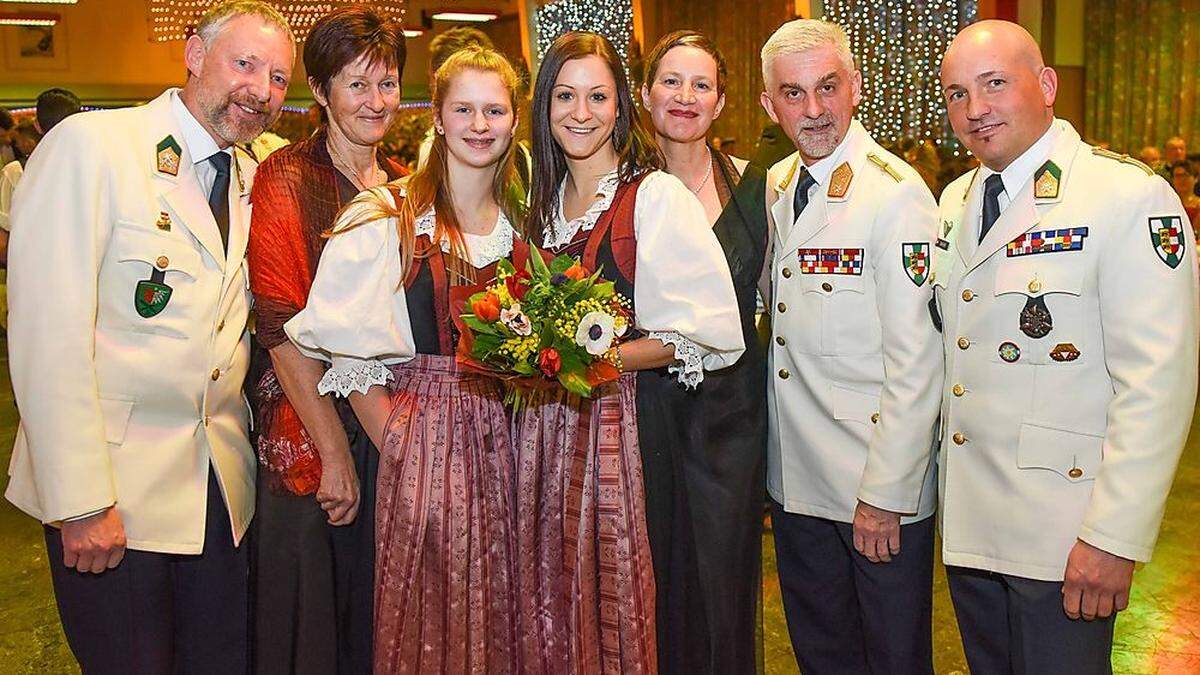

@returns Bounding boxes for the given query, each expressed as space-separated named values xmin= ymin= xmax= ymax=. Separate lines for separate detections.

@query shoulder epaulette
xmin=1092 ymin=147 xmax=1153 ymax=176
xmin=866 ymin=152 xmax=903 ymax=182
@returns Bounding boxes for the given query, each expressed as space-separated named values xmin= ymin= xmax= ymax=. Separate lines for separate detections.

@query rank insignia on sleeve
xmin=1149 ymin=215 xmax=1185 ymax=269
xmin=1006 ymin=227 xmax=1089 ymax=257
xmin=798 ymin=247 xmax=864 ymax=275
xmin=828 ymin=162 xmax=853 ymax=198
xmin=156 ymin=135 xmax=182 ymax=177
xmin=1033 ymin=160 xmax=1061 ymax=199
xmin=902 ymin=242 xmax=930 ymax=286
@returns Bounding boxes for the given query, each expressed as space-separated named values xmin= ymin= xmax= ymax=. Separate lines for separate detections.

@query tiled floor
xmin=0 ymin=345 xmax=1196 ymax=673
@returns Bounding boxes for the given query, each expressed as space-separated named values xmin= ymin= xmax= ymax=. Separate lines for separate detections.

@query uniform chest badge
xmin=156 ymin=211 xmax=172 ymax=231
xmin=1149 ymin=215 xmax=1185 ymax=269
xmin=1007 ymin=227 xmax=1089 ymax=257
xmin=135 ymin=274 xmax=173 ymax=318
xmin=902 ymin=242 xmax=930 ymax=286
xmin=798 ymin=248 xmax=864 ymax=275
xmin=998 ymin=341 xmax=1021 ymax=363
xmin=1020 ymin=296 xmax=1053 ymax=338
xmin=156 ymin=135 xmax=182 ymax=177
xmin=1050 ymin=343 xmax=1081 ymax=362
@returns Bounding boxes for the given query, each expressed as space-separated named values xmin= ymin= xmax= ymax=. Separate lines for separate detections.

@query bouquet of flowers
xmin=457 ymin=252 xmax=632 ymax=404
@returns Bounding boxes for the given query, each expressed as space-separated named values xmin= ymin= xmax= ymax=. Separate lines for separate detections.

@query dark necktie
xmin=207 ymin=151 xmax=231 ymax=250
xmin=792 ymin=167 xmax=818 ymax=222
xmin=980 ymin=173 xmax=1005 ymax=243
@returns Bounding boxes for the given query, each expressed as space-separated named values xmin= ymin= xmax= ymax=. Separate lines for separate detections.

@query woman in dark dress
xmin=246 ymin=8 xmax=406 ymax=673
xmin=639 ymin=31 xmax=769 ymax=674
xmin=514 ymin=31 xmax=745 ymax=674
xmin=286 ymin=46 xmax=528 ymax=673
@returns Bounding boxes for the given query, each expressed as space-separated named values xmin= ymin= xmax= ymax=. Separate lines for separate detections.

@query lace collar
xmin=414 ymin=207 xmax=515 ymax=268
xmin=544 ymin=168 xmax=623 ymax=250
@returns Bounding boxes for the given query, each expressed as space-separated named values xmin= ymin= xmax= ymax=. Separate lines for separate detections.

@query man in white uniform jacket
xmin=5 ymin=2 xmax=294 ymax=671
xmin=934 ymin=21 xmax=1198 ymax=674
xmin=761 ymin=19 xmax=943 ymax=675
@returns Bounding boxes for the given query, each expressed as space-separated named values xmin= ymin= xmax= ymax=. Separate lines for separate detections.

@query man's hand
xmin=1062 ymin=539 xmax=1134 ymax=621
xmin=316 ymin=451 xmax=360 ymax=526
xmin=61 ymin=507 xmax=126 ymax=573
xmin=853 ymin=500 xmax=901 ymax=563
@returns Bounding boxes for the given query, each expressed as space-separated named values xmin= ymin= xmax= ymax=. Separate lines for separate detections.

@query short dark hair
xmin=0 ymin=108 xmax=13 ymax=131
xmin=644 ymin=30 xmax=728 ymax=96
xmin=304 ymin=7 xmax=407 ymax=100
xmin=35 ymin=88 xmax=81 ymax=134
xmin=428 ymin=26 xmax=493 ymax=74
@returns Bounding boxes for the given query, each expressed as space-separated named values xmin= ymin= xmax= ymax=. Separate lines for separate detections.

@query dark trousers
xmin=771 ymin=501 xmax=935 ymax=675
xmin=45 ymin=469 xmax=248 ymax=675
xmin=946 ymin=565 xmax=1115 ymax=675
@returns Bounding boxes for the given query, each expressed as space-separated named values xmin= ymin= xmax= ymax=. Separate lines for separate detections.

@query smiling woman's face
xmin=642 ymin=45 xmax=724 ymax=145
xmin=548 ymin=55 xmax=618 ymax=161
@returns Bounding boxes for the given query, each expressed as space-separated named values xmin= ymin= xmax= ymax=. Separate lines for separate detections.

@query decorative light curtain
xmin=147 ymin=0 xmax=407 ymax=42
xmin=1084 ymin=0 xmax=1200 ymax=153
xmin=822 ymin=0 xmax=977 ymax=147
xmin=535 ymin=0 xmax=634 ymax=64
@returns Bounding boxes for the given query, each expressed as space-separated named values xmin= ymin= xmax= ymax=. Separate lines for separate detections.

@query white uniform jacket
xmin=766 ymin=120 xmax=943 ymax=524
xmin=932 ymin=120 xmax=1199 ymax=580
xmin=6 ymin=89 xmax=257 ymax=554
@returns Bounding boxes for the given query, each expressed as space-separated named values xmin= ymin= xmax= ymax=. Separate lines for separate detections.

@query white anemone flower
xmin=575 ymin=311 xmax=617 ymax=356
xmin=501 ymin=304 xmax=533 ymax=336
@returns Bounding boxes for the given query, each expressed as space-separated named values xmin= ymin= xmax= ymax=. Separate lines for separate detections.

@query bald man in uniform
xmin=932 ymin=21 xmax=1197 ymax=673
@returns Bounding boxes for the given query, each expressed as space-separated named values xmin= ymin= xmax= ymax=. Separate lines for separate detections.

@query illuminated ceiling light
xmin=428 ymin=10 xmax=498 ymax=23
xmin=0 ymin=0 xmax=76 ymax=4
xmin=146 ymin=1 xmax=407 ymax=43
xmin=0 ymin=12 xmax=58 ymax=26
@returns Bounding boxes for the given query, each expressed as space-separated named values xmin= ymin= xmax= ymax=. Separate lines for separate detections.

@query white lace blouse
xmin=284 ymin=185 xmax=516 ymax=397
xmin=546 ymin=169 xmax=744 ymax=387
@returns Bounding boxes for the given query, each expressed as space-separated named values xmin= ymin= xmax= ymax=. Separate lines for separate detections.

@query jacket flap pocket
xmin=995 ymin=261 xmax=1084 ymax=298
xmin=1016 ymin=422 xmax=1102 ymax=482
xmin=831 ymin=383 xmax=880 ymax=423
xmin=99 ymin=397 xmax=135 ymax=445
xmin=798 ymin=273 xmax=864 ymax=295
xmin=113 ymin=225 xmax=203 ymax=277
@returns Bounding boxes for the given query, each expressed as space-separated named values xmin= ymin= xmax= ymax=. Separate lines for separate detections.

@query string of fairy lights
xmin=824 ymin=0 xmax=977 ymax=148
xmin=535 ymin=0 xmax=633 ymax=65
xmin=147 ymin=0 xmax=406 ymax=42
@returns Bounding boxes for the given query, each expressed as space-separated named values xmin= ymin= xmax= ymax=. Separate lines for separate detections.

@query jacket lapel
xmin=220 ymin=148 xmax=255 ymax=294
xmin=143 ymin=90 xmax=227 ymax=269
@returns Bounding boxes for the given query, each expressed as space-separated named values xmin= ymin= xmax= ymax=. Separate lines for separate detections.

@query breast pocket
xmin=820 ymin=274 xmax=880 ymax=356
xmin=109 ymin=224 xmax=206 ymax=339
xmin=992 ymin=261 xmax=1086 ymax=365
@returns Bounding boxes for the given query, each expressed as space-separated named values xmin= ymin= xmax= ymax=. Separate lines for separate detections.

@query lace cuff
xmin=648 ymin=331 xmax=706 ymax=389
xmin=317 ymin=357 xmax=393 ymax=397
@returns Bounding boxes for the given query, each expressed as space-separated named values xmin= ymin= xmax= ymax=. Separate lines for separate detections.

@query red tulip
xmin=505 ymin=269 xmax=531 ymax=301
xmin=538 ymin=348 xmax=562 ymax=378
xmin=472 ymin=292 xmax=501 ymax=322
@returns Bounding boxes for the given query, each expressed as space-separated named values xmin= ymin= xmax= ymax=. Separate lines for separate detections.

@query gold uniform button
xmin=870 ymin=413 xmax=880 ymax=424
xmin=775 ymin=336 xmax=786 ymax=346
xmin=957 ymin=336 xmax=971 ymax=350
xmin=211 ymin=368 xmax=220 ymax=381
xmin=778 ymin=369 xmax=790 ymax=380
xmin=952 ymin=432 xmax=966 ymax=445
xmin=1068 ymin=467 xmax=1083 ymax=479
xmin=821 ymin=282 xmax=833 ymax=292
xmin=952 ymin=384 xmax=965 ymax=397
xmin=155 ymin=255 xmax=169 ymax=269
xmin=962 ymin=289 xmax=975 ymax=302
xmin=777 ymin=302 xmax=787 ymax=313
xmin=782 ymin=267 xmax=793 ymax=279
xmin=1028 ymin=278 xmax=1042 ymax=294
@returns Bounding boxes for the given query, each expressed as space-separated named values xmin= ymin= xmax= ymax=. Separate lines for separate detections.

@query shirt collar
xmin=978 ymin=120 xmax=1059 ymax=195
xmin=169 ymin=89 xmax=228 ymax=166
xmin=800 ymin=119 xmax=862 ymax=187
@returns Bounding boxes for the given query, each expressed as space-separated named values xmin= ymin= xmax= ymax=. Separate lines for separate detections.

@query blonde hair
xmin=761 ymin=19 xmax=855 ymax=83
xmin=334 ymin=46 xmax=526 ymax=283
xmin=195 ymin=0 xmax=294 ymax=47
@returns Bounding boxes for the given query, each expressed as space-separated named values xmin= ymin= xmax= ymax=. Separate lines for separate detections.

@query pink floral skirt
xmin=513 ymin=373 xmax=657 ymax=674
xmin=374 ymin=355 xmax=516 ymax=674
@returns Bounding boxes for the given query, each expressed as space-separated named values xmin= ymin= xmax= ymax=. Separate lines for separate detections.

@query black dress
xmin=562 ymin=159 xmax=768 ymax=674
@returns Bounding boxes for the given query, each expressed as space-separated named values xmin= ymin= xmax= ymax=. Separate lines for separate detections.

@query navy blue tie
xmin=792 ymin=167 xmax=817 ymax=221
xmin=207 ymin=152 xmax=231 ymax=250
xmin=980 ymin=173 xmax=1005 ymax=243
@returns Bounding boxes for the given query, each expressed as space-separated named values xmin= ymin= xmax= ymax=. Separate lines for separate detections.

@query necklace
xmin=688 ymin=148 xmax=714 ymax=194
xmin=328 ymin=138 xmax=383 ymax=192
